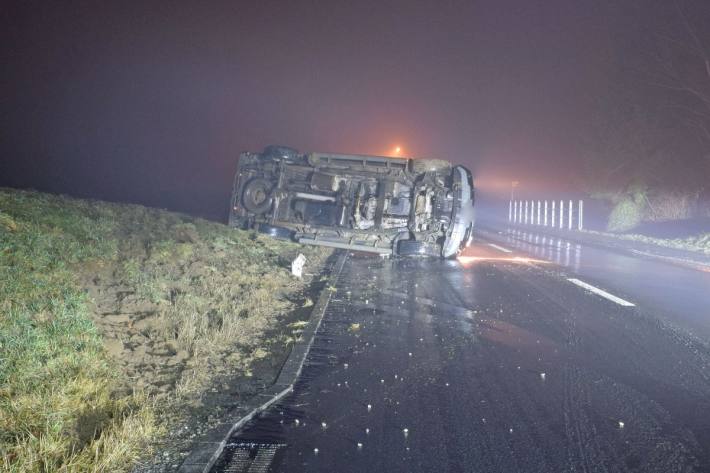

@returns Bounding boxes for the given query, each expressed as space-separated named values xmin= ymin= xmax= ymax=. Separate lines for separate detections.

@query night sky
xmin=1 ymin=1 xmax=705 ymax=220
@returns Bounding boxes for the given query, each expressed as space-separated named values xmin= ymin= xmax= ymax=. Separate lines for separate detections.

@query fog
xmin=2 ymin=0 xmax=709 ymax=221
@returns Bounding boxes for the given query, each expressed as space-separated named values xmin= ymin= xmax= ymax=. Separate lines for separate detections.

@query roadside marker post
xmin=509 ymin=200 xmax=512 ymax=222
xmin=544 ymin=200 xmax=548 ymax=226
xmin=528 ymin=200 xmax=532 ymax=225
xmin=531 ymin=200 xmax=535 ymax=225
xmin=517 ymin=200 xmax=521 ymax=224
xmin=513 ymin=198 xmax=583 ymax=231
xmin=515 ymin=200 xmax=520 ymax=223
xmin=559 ymin=200 xmax=564 ymax=229
xmin=509 ymin=181 xmax=519 ymax=224
xmin=537 ymin=200 xmax=541 ymax=225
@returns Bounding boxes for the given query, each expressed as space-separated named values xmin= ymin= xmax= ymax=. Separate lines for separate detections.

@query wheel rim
xmin=242 ymin=178 xmax=274 ymax=214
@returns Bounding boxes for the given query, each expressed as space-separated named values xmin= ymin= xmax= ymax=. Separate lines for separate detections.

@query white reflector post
xmin=578 ymin=200 xmax=584 ymax=230
xmin=544 ymin=200 xmax=548 ymax=226
xmin=517 ymin=200 xmax=520 ymax=223
xmin=537 ymin=200 xmax=541 ymax=225
xmin=509 ymin=200 xmax=512 ymax=222
xmin=568 ymin=199 xmax=573 ymax=230
xmin=559 ymin=200 xmax=564 ymax=229
xmin=551 ymin=200 xmax=556 ymax=227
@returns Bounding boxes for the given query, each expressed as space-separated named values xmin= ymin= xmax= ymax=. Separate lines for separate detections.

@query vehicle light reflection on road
xmin=456 ymin=255 xmax=549 ymax=267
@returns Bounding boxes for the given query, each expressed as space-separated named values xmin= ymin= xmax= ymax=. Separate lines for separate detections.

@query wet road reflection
xmin=497 ymin=228 xmax=710 ymax=338
xmin=212 ymin=249 xmax=710 ymax=473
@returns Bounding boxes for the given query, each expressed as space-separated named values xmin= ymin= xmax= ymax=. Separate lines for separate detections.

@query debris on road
xmin=291 ymin=253 xmax=307 ymax=277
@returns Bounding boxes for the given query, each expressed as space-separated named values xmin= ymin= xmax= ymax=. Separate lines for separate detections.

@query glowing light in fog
xmin=393 ymin=146 xmax=402 ymax=156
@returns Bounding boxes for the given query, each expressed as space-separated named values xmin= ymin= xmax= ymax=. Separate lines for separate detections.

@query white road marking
xmin=488 ymin=243 xmax=512 ymax=253
xmin=567 ymin=278 xmax=635 ymax=307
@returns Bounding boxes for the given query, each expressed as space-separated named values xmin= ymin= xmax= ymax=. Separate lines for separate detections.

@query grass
xmin=0 ymin=190 xmax=153 ymax=471
xmin=0 ymin=188 xmax=329 ymax=472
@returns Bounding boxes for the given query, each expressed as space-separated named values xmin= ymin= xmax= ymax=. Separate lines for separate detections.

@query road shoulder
xmin=481 ymin=224 xmax=710 ymax=272
xmin=173 ymin=252 xmax=348 ymax=473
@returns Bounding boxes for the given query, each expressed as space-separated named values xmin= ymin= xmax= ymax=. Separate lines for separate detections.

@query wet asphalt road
xmin=487 ymin=225 xmax=710 ymax=339
xmin=212 ymin=232 xmax=710 ymax=473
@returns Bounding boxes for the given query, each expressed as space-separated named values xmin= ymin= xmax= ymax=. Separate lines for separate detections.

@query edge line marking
xmin=567 ymin=278 xmax=635 ymax=307
xmin=488 ymin=243 xmax=512 ymax=253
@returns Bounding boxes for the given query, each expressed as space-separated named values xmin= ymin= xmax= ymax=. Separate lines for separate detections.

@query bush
xmin=645 ymin=191 xmax=698 ymax=222
xmin=607 ymin=197 xmax=644 ymax=232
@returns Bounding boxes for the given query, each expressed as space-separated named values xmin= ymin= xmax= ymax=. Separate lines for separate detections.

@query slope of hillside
xmin=0 ymin=188 xmax=331 ymax=472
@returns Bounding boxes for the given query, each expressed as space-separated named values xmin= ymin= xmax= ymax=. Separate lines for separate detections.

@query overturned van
xmin=228 ymin=146 xmax=475 ymax=257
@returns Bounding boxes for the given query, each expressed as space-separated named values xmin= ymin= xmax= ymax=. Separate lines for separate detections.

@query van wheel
xmin=409 ymin=159 xmax=452 ymax=174
xmin=242 ymin=178 xmax=274 ymax=214
xmin=262 ymin=145 xmax=299 ymax=162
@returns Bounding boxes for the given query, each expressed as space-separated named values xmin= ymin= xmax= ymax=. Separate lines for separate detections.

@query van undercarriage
xmin=229 ymin=146 xmax=475 ymax=257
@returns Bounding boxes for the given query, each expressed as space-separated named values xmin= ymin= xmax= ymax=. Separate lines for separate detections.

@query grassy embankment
xmin=0 ymin=188 xmax=327 ymax=472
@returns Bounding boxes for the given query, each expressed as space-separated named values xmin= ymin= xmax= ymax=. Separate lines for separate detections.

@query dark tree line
xmin=581 ymin=0 xmax=710 ymax=219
